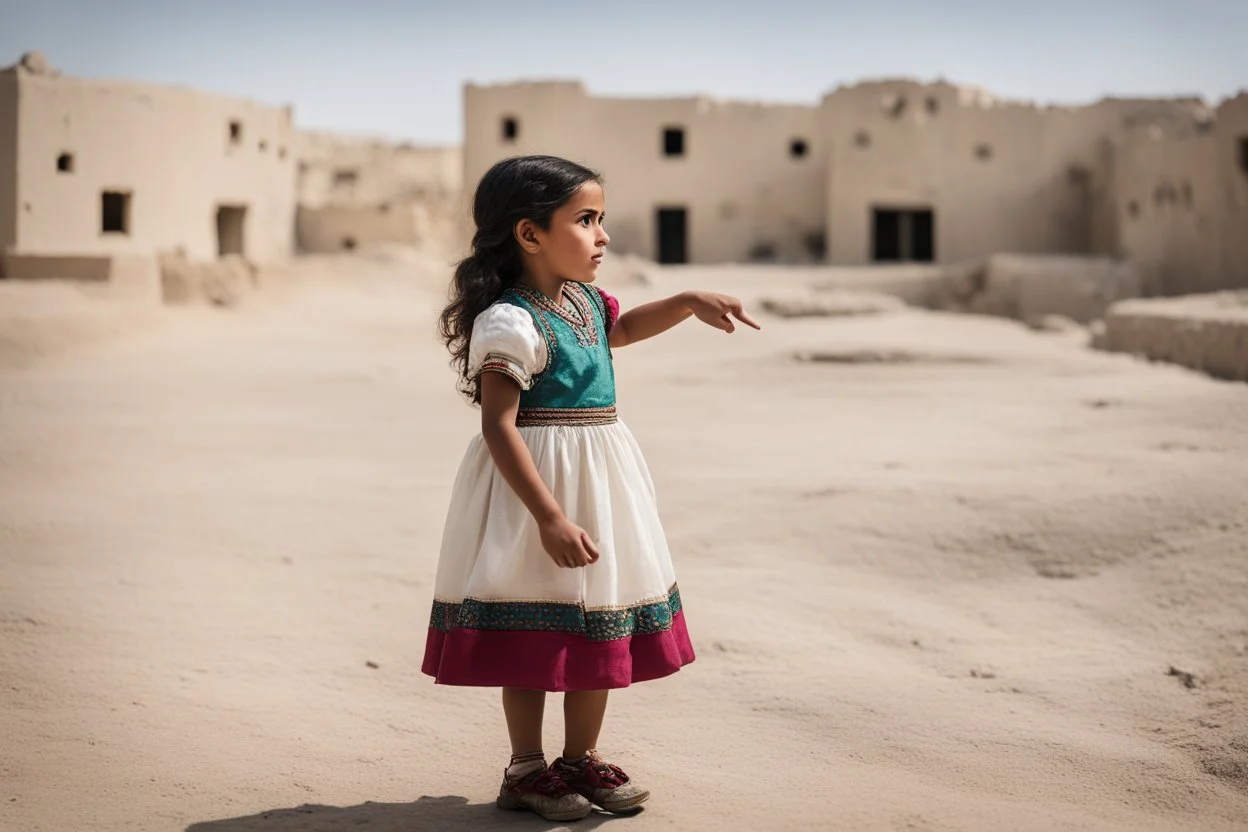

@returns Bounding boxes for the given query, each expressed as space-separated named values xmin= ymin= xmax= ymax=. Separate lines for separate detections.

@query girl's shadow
xmin=186 ymin=795 xmax=636 ymax=831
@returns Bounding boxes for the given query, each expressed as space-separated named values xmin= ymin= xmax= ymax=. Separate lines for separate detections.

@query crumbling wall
xmin=811 ymin=255 xmax=1141 ymax=324
xmin=294 ymin=132 xmax=461 ymax=257
xmin=295 ymin=201 xmax=459 ymax=256
xmin=951 ymin=254 xmax=1141 ymax=324
xmin=158 ymin=252 xmax=257 ymax=307
xmin=1100 ymin=293 xmax=1248 ymax=382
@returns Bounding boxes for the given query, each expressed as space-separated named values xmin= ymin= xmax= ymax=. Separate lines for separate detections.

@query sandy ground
xmin=2 ymin=258 xmax=1247 ymax=832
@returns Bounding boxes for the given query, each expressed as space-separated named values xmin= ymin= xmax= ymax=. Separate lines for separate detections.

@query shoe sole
xmin=496 ymin=794 xmax=594 ymax=821
xmin=594 ymin=790 xmax=651 ymax=813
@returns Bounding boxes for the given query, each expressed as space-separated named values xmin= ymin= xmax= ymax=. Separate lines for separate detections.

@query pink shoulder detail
xmin=595 ymin=287 xmax=620 ymax=332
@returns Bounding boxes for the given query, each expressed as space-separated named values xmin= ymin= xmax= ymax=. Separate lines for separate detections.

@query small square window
xmin=1239 ymin=136 xmax=1248 ymax=174
xmin=663 ymin=127 xmax=685 ymax=157
xmin=789 ymin=139 xmax=808 ymax=159
xmin=502 ymin=116 xmax=519 ymax=142
xmin=258 ymin=140 xmax=268 ymax=152
xmin=56 ymin=152 xmax=74 ymax=173
xmin=974 ymin=143 xmax=993 ymax=161
xmin=333 ymin=169 xmax=359 ymax=186
xmin=101 ymin=191 xmax=131 ymax=235
xmin=925 ymin=96 xmax=940 ymax=116
xmin=228 ymin=120 xmax=242 ymax=144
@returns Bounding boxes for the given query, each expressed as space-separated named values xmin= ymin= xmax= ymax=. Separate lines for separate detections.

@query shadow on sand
xmin=186 ymin=795 xmax=638 ymax=831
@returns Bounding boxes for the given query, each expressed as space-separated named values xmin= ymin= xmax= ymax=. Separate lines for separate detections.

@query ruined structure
xmin=295 ymin=131 xmax=461 ymax=257
xmin=0 ymin=52 xmax=296 ymax=298
xmin=1111 ymin=94 xmax=1248 ymax=296
xmin=464 ymin=79 xmax=1244 ymax=294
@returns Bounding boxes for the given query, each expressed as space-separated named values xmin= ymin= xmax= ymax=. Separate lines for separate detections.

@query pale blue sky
xmin=2 ymin=0 xmax=1243 ymax=143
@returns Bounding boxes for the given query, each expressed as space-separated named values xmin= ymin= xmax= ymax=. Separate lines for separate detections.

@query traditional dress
xmin=422 ymin=281 xmax=695 ymax=692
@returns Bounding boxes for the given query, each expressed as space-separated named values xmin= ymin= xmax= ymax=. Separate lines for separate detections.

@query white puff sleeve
xmin=467 ymin=303 xmax=547 ymax=390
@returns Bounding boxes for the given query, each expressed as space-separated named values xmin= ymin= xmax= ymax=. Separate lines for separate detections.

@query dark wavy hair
xmin=439 ymin=155 xmax=600 ymax=403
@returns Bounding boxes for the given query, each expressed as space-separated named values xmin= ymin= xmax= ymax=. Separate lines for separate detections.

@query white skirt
xmin=434 ymin=421 xmax=677 ymax=607
xmin=422 ymin=420 xmax=695 ymax=691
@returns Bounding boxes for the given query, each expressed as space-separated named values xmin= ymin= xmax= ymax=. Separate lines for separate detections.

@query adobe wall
xmin=1218 ymin=96 xmax=1248 ymax=292
xmin=1101 ymin=292 xmax=1248 ymax=382
xmin=0 ymin=68 xmax=16 ymax=260
xmin=295 ymin=203 xmax=454 ymax=253
xmin=819 ymin=80 xmax=1206 ymax=265
xmin=3 ymin=252 xmax=161 ymax=302
xmin=1113 ymin=94 xmax=1248 ymax=295
xmin=464 ymin=82 xmax=825 ymax=263
xmin=12 ymin=60 xmax=296 ymax=263
xmin=296 ymin=131 xmax=460 ymax=208
xmin=294 ymin=131 xmax=462 ymax=255
xmin=465 ymin=79 xmax=1207 ymax=268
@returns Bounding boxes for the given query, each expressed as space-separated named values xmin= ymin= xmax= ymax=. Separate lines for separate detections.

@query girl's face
xmin=523 ymin=181 xmax=609 ymax=284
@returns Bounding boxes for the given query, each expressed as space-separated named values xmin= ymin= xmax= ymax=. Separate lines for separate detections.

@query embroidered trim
xmin=513 ymin=283 xmax=600 ymax=348
xmin=475 ymin=352 xmax=531 ymax=390
xmin=516 ymin=405 xmax=618 ymax=427
xmin=500 ymin=294 xmax=556 ymax=376
xmin=430 ymin=584 xmax=683 ymax=643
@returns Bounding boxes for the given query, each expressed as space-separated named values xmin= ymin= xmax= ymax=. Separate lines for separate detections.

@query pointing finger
xmin=733 ymin=308 xmax=762 ymax=330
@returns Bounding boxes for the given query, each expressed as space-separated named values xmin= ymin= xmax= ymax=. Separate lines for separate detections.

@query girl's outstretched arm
xmin=478 ymin=372 xmax=599 ymax=569
xmin=608 ymin=290 xmax=760 ymax=348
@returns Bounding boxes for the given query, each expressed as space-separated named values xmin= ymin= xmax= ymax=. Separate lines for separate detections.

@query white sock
xmin=506 ymin=756 xmax=546 ymax=778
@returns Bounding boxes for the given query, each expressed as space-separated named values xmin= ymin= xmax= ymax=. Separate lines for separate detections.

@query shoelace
xmin=527 ymin=768 xmax=576 ymax=797
xmin=560 ymin=755 xmax=628 ymax=788
xmin=588 ymin=760 xmax=628 ymax=788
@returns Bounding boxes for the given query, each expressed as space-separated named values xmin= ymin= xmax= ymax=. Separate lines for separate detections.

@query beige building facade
xmin=465 ymin=79 xmax=1242 ymax=293
xmin=1112 ymin=93 xmax=1248 ymax=295
xmin=465 ymin=82 xmax=824 ymax=264
xmin=294 ymin=131 xmax=460 ymax=255
xmin=0 ymin=52 xmax=296 ymax=284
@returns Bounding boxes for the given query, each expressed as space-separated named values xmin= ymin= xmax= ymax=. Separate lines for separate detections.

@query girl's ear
xmin=514 ymin=219 xmax=540 ymax=254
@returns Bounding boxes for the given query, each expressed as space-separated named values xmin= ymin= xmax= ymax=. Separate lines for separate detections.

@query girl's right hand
xmin=538 ymin=516 xmax=600 ymax=568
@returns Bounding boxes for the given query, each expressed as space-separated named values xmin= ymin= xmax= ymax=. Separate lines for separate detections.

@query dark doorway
xmin=216 ymin=205 xmax=247 ymax=256
xmin=656 ymin=207 xmax=688 ymax=264
xmin=101 ymin=191 xmax=131 ymax=234
xmin=871 ymin=207 xmax=935 ymax=262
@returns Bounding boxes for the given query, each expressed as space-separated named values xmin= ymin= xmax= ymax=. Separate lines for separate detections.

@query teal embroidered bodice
xmin=501 ymin=282 xmax=616 ymax=414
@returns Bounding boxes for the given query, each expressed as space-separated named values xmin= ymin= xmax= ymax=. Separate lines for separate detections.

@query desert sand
xmin=2 ymin=256 xmax=1247 ymax=831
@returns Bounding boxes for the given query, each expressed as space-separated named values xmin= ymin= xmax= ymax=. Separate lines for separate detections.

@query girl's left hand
xmin=684 ymin=291 xmax=761 ymax=333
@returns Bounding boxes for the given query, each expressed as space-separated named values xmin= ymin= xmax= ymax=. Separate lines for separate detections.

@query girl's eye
xmin=579 ymin=216 xmax=593 ymax=226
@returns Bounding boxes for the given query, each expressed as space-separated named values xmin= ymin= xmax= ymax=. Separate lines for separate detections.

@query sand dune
xmin=2 ymin=259 xmax=1246 ymax=831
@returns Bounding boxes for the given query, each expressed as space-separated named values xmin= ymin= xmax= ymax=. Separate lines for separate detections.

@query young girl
xmin=423 ymin=155 xmax=759 ymax=821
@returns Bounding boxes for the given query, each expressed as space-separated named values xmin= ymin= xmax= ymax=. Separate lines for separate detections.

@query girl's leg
xmin=562 ymin=689 xmax=609 ymax=758
xmin=502 ymin=687 xmax=547 ymax=757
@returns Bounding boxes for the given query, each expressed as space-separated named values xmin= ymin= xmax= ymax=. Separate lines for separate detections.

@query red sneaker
xmin=551 ymin=752 xmax=650 ymax=812
xmin=496 ymin=765 xmax=593 ymax=821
